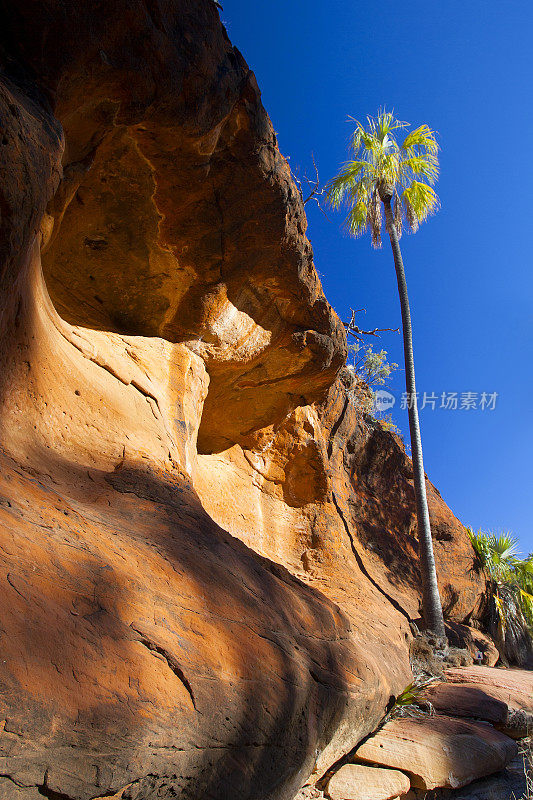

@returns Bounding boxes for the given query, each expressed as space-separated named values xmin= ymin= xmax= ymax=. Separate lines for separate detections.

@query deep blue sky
xmin=221 ymin=0 xmax=532 ymax=553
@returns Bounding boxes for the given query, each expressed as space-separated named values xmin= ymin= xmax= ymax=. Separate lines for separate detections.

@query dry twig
xmin=344 ymin=308 xmax=399 ymax=342
xmin=291 ymin=154 xmax=331 ymax=220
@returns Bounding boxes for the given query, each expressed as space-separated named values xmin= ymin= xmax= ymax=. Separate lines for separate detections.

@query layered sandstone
xmin=445 ymin=667 xmax=533 ymax=714
xmin=354 ymin=715 xmax=517 ymax=791
xmin=327 ymin=763 xmax=410 ymax=800
xmin=0 ymin=2 xmax=485 ymax=799
xmin=422 ymin=669 xmax=533 ymax=738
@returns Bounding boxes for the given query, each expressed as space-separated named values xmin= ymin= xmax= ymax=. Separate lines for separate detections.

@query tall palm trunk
xmin=383 ymin=197 xmax=446 ymax=638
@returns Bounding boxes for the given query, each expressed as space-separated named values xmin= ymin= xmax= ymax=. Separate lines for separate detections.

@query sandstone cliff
xmin=0 ymin=3 xmax=483 ymax=798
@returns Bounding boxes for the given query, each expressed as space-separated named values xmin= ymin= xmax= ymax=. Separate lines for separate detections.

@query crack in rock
xmin=130 ymin=624 xmax=197 ymax=710
xmin=332 ymin=491 xmax=412 ymax=622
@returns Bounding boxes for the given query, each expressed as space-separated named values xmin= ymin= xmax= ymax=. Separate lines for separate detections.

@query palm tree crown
xmin=468 ymin=528 xmax=533 ymax=664
xmin=469 ymin=531 xmax=521 ymax=582
xmin=327 ymin=110 xmax=439 ymax=247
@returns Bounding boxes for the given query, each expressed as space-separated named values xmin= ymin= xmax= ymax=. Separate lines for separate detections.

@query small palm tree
xmin=327 ymin=109 xmax=445 ymax=637
xmin=468 ymin=528 xmax=533 ymax=665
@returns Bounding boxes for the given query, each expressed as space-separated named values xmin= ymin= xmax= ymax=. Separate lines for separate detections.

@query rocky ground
xmin=298 ymin=753 xmax=530 ymax=800
xmin=299 ymin=667 xmax=533 ymax=800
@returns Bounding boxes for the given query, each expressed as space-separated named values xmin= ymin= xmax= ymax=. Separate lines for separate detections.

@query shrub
xmin=345 ymin=343 xmax=399 ymax=426
xmin=346 ymin=342 xmax=398 ymax=389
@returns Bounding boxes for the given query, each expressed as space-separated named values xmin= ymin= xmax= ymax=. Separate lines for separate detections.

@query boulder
xmin=354 ymin=715 xmax=517 ymax=790
xmin=422 ymin=681 xmax=533 ymax=739
xmin=445 ymin=666 xmax=533 ymax=713
xmin=445 ymin=622 xmax=499 ymax=667
xmin=327 ymin=763 xmax=410 ymax=800
xmin=397 ymin=745 xmax=529 ymax=799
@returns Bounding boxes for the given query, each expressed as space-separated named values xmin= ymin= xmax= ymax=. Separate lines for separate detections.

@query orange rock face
xmin=422 ymin=676 xmax=533 ymax=738
xmin=0 ymin=2 xmax=484 ymax=798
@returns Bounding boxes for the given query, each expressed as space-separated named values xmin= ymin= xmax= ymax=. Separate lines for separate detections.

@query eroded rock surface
xmin=445 ymin=622 xmax=499 ymax=667
xmin=327 ymin=763 xmax=411 ymax=800
xmin=0 ymin=2 xmax=486 ymax=798
xmin=354 ymin=715 xmax=517 ymax=791
xmin=445 ymin=667 xmax=533 ymax=714
xmin=401 ymin=746 xmax=530 ymax=800
xmin=423 ymin=676 xmax=533 ymax=738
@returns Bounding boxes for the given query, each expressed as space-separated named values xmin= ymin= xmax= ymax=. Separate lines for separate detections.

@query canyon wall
xmin=0 ymin=3 xmax=482 ymax=798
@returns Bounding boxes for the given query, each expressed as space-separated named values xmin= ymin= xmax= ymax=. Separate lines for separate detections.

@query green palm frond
xmin=363 ymin=108 xmax=408 ymax=139
xmin=401 ymin=124 xmax=439 ymax=155
xmin=386 ymin=676 xmax=437 ymax=722
xmin=326 ymin=109 xmax=440 ymax=248
xmin=490 ymin=533 xmax=520 ymax=562
xmin=520 ymin=587 xmax=533 ymax=628
xmin=468 ymin=529 xmax=521 ymax=581
xmin=468 ymin=527 xmax=488 ymax=555
xmin=402 ymin=182 xmax=439 ymax=232
xmin=516 ymin=557 xmax=533 ymax=627
xmin=468 ymin=528 xmax=533 ymax=647
xmin=400 ymin=154 xmax=439 ymax=184
xmin=346 ymin=199 xmax=370 ymax=237
xmin=515 ymin=557 xmax=533 ymax=585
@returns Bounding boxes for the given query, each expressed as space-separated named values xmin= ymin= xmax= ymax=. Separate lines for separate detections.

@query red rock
xmin=445 ymin=666 xmax=533 ymax=714
xmin=316 ymin=378 xmax=485 ymax=624
xmin=327 ymin=763 xmax=410 ymax=800
xmin=354 ymin=715 xmax=517 ymax=790
xmin=0 ymin=1 xmax=486 ymax=798
xmin=422 ymin=680 xmax=533 ymax=738
xmin=445 ymin=621 xmax=499 ymax=666
xmin=424 ymin=682 xmax=508 ymax=723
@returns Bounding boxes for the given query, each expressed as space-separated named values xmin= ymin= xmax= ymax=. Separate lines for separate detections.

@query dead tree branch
xmin=343 ymin=308 xmax=399 ymax=342
xmin=290 ymin=153 xmax=331 ymax=220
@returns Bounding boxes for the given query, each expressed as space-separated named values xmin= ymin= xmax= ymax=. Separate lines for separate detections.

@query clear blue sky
xmin=222 ymin=0 xmax=532 ymax=554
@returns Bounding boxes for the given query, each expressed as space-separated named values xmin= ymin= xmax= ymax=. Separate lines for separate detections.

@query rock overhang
xmin=0 ymin=0 xmax=346 ymax=453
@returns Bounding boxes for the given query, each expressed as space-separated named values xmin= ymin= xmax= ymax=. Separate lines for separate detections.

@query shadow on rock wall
xmin=0 ymin=444 xmax=353 ymax=799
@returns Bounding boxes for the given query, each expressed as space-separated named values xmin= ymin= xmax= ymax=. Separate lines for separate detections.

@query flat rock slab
xmin=354 ymin=714 xmax=517 ymax=790
xmin=327 ymin=763 xmax=410 ymax=800
xmin=422 ymin=681 xmax=533 ymax=739
xmin=445 ymin=666 xmax=533 ymax=714
xmin=399 ymin=749 xmax=529 ymax=799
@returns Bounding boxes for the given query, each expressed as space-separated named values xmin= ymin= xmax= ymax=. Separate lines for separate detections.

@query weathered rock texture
xmin=400 ymin=745 xmax=531 ymax=800
xmin=445 ymin=622 xmax=499 ymax=667
xmin=445 ymin=667 xmax=533 ymax=714
xmin=354 ymin=715 xmax=517 ymax=790
xmin=327 ymin=763 xmax=410 ymax=800
xmin=422 ymin=669 xmax=533 ymax=738
xmin=0 ymin=2 xmax=484 ymax=798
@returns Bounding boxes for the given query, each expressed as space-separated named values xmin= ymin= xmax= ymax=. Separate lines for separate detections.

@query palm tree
xmin=327 ymin=109 xmax=445 ymax=638
xmin=468 ymin=529 xmax=533 ymax=664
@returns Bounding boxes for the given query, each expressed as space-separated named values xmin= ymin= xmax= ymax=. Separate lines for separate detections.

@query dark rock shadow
xmin=0 ymin=445 xmax=352 ymax=800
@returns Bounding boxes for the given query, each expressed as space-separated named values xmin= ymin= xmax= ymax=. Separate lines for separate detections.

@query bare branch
xmin=302 ymin=153 xmax=322 ymax=204
xmin=343 ymin=307 xmax=399 ymax=342
xmin=290 ymin=153 xmax=332 ymax=220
